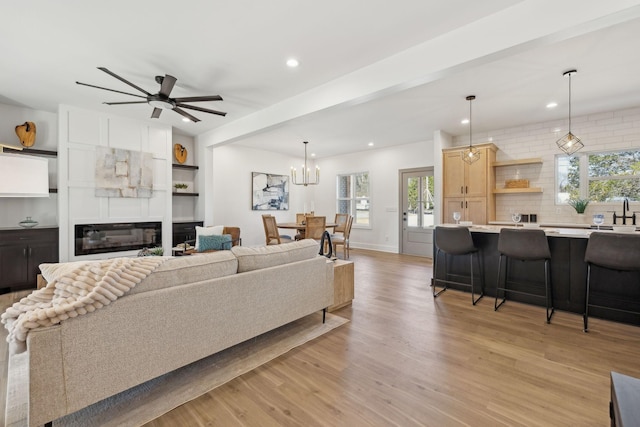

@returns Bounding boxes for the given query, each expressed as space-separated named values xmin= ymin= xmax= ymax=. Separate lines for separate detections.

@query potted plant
xmin=568 ymin=197 xmax=589 ymax=214
xmin=174 ymin=183 xmax=189 ymax=193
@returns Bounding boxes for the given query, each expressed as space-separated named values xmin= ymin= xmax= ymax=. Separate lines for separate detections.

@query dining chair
xmin=295 ymin=213 xmax=307 ymax=224
xmin=332 ymin=215 xmax=353 ymax=259
xmin=334 ymin=213 xmax=349 ymax=233
xmin=296 ymin=216 xmax=326 ymax=241
xmin=262 ymin=215 xmax=293 ymax=245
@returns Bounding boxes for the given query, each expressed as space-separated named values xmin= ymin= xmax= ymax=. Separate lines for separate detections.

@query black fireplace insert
xmin=74 ymin=222 xmax=162 ymax=256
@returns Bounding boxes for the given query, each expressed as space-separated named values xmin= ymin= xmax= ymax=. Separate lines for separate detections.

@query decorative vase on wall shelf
xmin=19 ymin=217 xmax=38 ymax=228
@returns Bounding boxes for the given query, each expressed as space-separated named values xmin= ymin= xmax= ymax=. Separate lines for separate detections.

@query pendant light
xmin=291 ymin=141 xmax=319 ymax=186
xmin=462 ymin=95 xmax=481 ymax=164
xmin=556 ymin=69 xmax=584 ymax=155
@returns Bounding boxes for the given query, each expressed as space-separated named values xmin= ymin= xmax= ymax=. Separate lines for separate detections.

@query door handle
xmin=23 ymin=248 xmax=27 ymax=257
xmin=460 ymin=186 xmax=463 ymax=194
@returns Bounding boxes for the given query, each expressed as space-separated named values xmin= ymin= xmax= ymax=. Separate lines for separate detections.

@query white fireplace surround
xmin=58 ymin=105 xmax=173 ymax=261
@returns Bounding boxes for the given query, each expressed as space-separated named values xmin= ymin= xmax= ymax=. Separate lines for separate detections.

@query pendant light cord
xmin=568 ymin=72 xmax=572 ymax=133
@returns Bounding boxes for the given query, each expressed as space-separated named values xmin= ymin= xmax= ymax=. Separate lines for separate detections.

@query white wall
xmin=58 ymin=105 xmax=173 ymax=261
xmin=206 ymin=140 xmax=433 ymax=250
xmin=317 ymin=141 xmax=433 ymax=252
xmin=0 ymin=103 xmax=58 ymax=228
xmin=450 ymin=106 xmax=640 ymax=225
xmin=208 ymin=144 xmax=313 ymax=246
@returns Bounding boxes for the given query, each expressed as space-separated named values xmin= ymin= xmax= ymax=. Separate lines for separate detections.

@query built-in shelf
xmin=4 ymin=147 xmax=58 ymax=157
xmin=49 ymin=188 xmax=57 ymax=194
xmin=172 ymin=164 xmax=198 ymax=171
xmin=492 ymin=157 xmax=543 ymax=167
xmin=493 ymin=187 xmax=543 ymax=194
xmin=173 ymin=192 xmax=199 ymax=197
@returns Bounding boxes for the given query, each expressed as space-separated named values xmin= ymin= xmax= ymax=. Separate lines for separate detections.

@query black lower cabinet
xmin=172 ymin=221 xmax=203 ymax=247
xmin=0 ymin=228 xmax=59 ymax=293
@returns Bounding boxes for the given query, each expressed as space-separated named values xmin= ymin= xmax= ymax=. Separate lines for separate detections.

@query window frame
xmin=336 ymin=171 xmax=371 ymax=229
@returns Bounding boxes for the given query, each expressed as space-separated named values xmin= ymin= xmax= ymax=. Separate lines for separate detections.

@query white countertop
xmin=441 ymin=224 xmax=638 ymax=238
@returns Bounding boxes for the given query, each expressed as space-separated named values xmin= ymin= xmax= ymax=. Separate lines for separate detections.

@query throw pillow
xmin=198 ymin=234 xmax=232 ymax=251
xmin=194 ymin=225 xmax=224 ymax=250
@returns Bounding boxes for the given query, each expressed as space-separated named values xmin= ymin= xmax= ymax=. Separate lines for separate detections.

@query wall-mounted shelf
xmin=492 ymin=158 xmax=542 ymax=167
xmin=49 ymin=188 xmax=58 ymax=194
xmin=172 ymin=164 xmax=198 ymax=171
xmin=493 ymin=187 xmax=543 ymax=194
xmin=173 ymin=192 xmax=199 ymax=197
xmin=4 ymin=147 xmax=58 ymax=157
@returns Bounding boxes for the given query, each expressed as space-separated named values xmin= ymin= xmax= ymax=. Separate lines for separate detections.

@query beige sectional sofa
xmin=5 ymin=239 xmax=334 ymax=427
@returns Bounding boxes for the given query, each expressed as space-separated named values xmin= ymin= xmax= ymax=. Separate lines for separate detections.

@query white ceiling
xmin=2 ymin=1 xmax=640 ymax=158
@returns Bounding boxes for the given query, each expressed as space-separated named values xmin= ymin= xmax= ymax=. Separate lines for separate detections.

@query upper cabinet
xmin=442 ymin=143 xmax=497 ymax=224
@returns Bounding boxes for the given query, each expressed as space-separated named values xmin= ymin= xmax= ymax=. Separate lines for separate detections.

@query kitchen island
xmin=433 ymin=225 xmax=640 ymax=326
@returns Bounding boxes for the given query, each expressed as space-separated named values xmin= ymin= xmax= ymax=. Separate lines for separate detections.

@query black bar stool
xmin=433 ymin=226 xmax=484 ymax=305
xmin=584 ymin=232 xmax=640 ymax=332
xmin=495 ymin=228 xmax=554 ymax=323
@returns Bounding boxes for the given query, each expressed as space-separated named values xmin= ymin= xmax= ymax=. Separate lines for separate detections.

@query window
xmin=337 ymin=172 xmax=370 ymax=227
xmin=556 ymin=149 xmax=640 ymax=203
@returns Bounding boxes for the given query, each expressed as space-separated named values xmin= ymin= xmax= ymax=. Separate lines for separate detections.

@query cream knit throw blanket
xmin=1 ymin=256 xmax=168 ymax=344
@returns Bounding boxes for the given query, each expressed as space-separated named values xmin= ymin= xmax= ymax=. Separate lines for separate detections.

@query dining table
xmin=277 ymin=222 xmax=338 ymax=231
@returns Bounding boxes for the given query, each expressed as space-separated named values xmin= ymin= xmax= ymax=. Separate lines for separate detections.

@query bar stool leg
xmin=584 ymin=264 xmax=592 ymax=332
xmin=544 ymin=259 xmax=555 ymax=323
xmin=495 ymin=254 xmax=506 ymax=311
xmin=471 ymin=252 xmax=484 ymax=305
xmin=433 ymin=248 xmax=448 ymax=298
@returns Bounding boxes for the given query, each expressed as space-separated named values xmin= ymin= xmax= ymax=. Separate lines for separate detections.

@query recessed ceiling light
xmin=311 ymin=152 xmax=316 ymax=157
xmin=286 ymin=58 xmax=299 ymax=68
xmin=182 ymin=117 xmax=191 ymax=122
xmin=552 ymin=127 xmax=562 ymax=133
xmin=546 ymin=102 xmax=558 ymax=109
xmin=461 ymin=118 xmax=469 ymax=125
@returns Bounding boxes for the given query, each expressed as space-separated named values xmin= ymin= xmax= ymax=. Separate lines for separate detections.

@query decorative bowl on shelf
xmin=612 ymin=225 xmax=636 ymax=233
xmin=19 ymin=217 xmax=38 ymax=228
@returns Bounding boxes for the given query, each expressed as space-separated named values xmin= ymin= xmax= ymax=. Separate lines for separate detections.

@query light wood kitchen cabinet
xmin=442 ymin=143 xmax=496 ymax=224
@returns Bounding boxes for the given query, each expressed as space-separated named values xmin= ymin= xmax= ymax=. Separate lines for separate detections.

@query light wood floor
xmin=3 ymin=249 xmax=640 ymax=426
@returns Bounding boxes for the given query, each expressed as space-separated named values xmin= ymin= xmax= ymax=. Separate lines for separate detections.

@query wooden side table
xmin=611 ymin=371 xmax=640 ymax=426
xmin=328 ymin=259 xmax=354 ymax=312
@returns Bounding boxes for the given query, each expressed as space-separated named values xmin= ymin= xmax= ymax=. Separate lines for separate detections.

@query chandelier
xmin=556 ymin=69 xmax=584 ymax=155
xmin=291 ymin=141 xmax=319 ymax=186
xmin=462 ymin=95 xmax=481 ymax=165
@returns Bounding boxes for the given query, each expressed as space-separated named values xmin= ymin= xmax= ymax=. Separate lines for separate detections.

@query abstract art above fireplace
xmin=95 ymin=147 xmax=153 ymax=198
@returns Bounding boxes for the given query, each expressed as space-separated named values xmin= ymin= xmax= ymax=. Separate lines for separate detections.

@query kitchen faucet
xmin=612 ymin=197 xmax=636 ymax=225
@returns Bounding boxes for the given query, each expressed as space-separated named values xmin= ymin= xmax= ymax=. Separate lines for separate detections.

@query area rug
xmin=6 ymin=311 xmax=348 ymax=427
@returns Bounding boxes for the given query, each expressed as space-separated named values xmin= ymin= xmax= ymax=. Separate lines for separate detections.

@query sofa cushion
xmin=198 ymin=234 xmax=232 ymax=251
xmin=128 ymin=250 xmax=238 ymax=295
xmin=194 ymin=225 xmax=224 ymax=250
xmin=231 ymin=239 xmax=319 ymax=273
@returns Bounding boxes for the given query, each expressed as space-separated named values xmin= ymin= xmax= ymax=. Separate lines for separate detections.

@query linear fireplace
xmin=74 ymin=222 xmax=162 ymax=256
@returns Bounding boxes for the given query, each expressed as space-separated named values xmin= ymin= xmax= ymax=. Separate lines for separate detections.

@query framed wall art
xmin=252 ymin=172 xmax=289 ymax=210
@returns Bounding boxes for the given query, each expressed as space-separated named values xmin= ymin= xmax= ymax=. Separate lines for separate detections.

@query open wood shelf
xmin=172 ymin=164 xmax=199 ymax=171
xmin=4 ymin=147 xmax=58 ymax=157
xmin=493 ymin=187 xmax=543 ymax=194
xmin=492 ymin=157 xmax=542 ymax=167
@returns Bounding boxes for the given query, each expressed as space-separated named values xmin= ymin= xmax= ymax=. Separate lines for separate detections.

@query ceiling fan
xmin=76 ymin=67 xmax=226 ymax=122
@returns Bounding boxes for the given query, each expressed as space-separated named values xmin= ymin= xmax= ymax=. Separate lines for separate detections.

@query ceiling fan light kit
xmin=76 ymin=67 xmax=226 ymax=123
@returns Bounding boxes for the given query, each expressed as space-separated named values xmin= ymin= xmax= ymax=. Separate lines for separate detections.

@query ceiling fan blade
xmin=76 ymin=81 xmax=147 ymax=99
xmin=159 ymin=75 xmax=177 ymax=97
xmin=103 ymin=101 xmax=148 ymax=105
xmin=151 ymin=108 xmax=162 ymax=119
xmin=176 ymin=103 xmax=227 ymax=117
xmin=97 ymin=67 xmax=151 ymax=96
xmin=173 ymin=95 xmax=223 ymax=103
xmin=173 ymin=107 xmax=200 ymax=123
